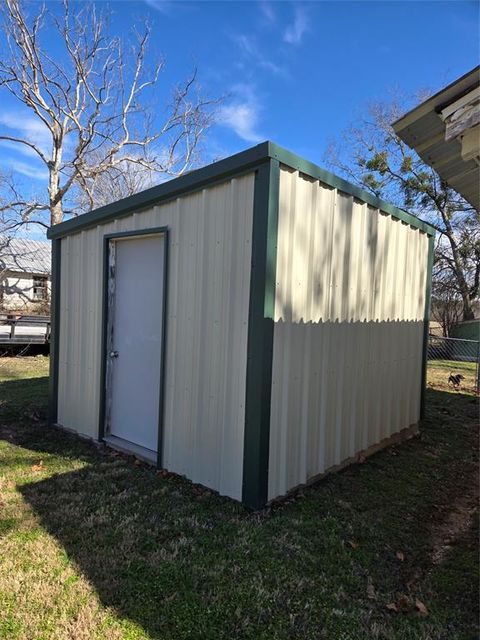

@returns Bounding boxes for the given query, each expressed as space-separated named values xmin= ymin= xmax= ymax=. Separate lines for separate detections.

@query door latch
xmin=109 ymin=350 xmax=119 ymax=358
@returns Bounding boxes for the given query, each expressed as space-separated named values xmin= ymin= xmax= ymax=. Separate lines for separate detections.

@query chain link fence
xmin=428 ymin=335 xmax=480 ymax=393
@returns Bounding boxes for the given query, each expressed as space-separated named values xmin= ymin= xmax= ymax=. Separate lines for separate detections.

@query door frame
xmin=98 ymin=226 xmax=169 ymax=469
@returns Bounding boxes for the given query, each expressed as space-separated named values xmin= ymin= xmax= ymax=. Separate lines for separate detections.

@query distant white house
xmin=0 ymin=236 xmax=51 ymax=314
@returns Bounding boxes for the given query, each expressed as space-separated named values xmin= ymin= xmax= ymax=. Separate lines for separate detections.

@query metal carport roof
xmin=393 ymin=66 xmax=480 ymax=211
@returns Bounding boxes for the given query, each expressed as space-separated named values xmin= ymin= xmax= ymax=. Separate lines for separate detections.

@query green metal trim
xmin=242 ymin=159 xmax=280 ymax=509
xmin=156 ymin=229 xmax=169 ymax=468
xmin=98 ymin=227 xmax=169 ymax=459
xmin=267 ymin=142 xmax=437 ymax=237
xmin=47 ymin=141 xmax=435 ymax=242
xmin=100 ymin=227 xmax=170 ymax=242
xmin=420 ymin=233 xmax=435 ymax=419
xmin=47 ymin=144 xmax=271 ymax=239
xmin=48 ymin=238 xmax=61 ymax=424
xmin=98 ymin=231 xmax=111 ymax=441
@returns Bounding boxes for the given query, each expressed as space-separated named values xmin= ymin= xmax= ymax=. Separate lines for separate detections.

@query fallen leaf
xmin=415 ymin=599 xmax=428 ymax=616
xmin=31 ymin=460 xmax=44 ymax=472
xmin=396 ymin=550 xmax=405 ymax=562
xmin=406 ymin=579 xmax=416 ymax=592
xmin=366 ymin=583 xmax=376 ymax=600
xmin=358 ymin=455 xmax=366 ymax=464
xmin=386 ymin=602 xmax=398 ymax=612
xmin=406 ymin=567 xmax=424 ymax=592
xmin=347 ymin=540 xmax=359 ymax=549
xmin=397 ymin=595 xmax=410 ymax=612
xmin=164 ymin=592 xmax=177 ymax=603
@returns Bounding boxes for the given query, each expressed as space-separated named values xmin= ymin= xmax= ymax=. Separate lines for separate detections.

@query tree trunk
xmin=442 ymin=214 xmax=474 ymax=322
xmin=48 ymin=136 xmax=64 ymax=227
xmin=456 ymin=272 xmax=474 ymax=321
xmin=50 ymin=201 xmax=63 ymax=227
xmin=462 ymin=301 xmax=475 ymax=321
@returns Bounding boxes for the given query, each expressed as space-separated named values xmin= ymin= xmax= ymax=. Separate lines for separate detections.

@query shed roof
xmin=47 ymin=141 xmax=437 ymax=240
xmin=393 ymin=67 xmax=480 ymax=211
xmin=0 ymin=236 xmax=51 ymax=275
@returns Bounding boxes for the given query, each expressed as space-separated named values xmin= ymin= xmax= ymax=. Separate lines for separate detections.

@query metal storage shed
xmin=47 ymin=141 xmax=436 ymax=508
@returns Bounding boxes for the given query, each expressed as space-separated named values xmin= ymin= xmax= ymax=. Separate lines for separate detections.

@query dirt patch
xmin=430 ymin=462 xmax=479 ymax=567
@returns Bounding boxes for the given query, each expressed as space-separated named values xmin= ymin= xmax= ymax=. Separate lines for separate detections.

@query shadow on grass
xmin=0 ymin=376 xmax=48 ymax=423
xmin=0 ymin=344 xmax=49 ymax=358
xmin=1 ymin=388 xmax=475 ymax=638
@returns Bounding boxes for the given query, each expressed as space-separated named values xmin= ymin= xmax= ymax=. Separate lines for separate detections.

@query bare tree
xmin=0 ymin=0 xmax=216 ymax=229
xmin=325 ymin=97 xmax=480 ymax=322
xmin=73 ymin=151 xmax=160 ymax=211
xmin=0 ymin=170 xmax=47 ymax=233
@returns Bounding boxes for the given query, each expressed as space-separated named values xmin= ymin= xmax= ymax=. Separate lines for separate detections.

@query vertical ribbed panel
xmin=268 ymin=166 xmax=429 ymax=500
xmin=58 ymin=173 xmax=255 ymax=500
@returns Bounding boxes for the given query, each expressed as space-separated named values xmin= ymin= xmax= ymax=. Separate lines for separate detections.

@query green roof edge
xmin=47 ymin=140 xmax=436 ymax=239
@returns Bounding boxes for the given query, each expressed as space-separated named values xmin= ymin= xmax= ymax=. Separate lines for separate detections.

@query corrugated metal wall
xmin=58 ymin=173 xmax=255 ymax=500
xmin=268 ymin=166 xmax=429 ymax=500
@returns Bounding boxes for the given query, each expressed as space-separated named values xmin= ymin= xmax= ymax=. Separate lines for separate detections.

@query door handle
xmin=109 ymin=350 xmax=119 ymax=358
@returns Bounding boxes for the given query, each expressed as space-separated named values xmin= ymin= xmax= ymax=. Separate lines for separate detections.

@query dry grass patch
xmin=427 ymin=358 xmax=477 ymax=395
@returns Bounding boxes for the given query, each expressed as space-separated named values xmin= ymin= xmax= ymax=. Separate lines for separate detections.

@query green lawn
xmin=0 ymin=356 xmax=478 ymax=640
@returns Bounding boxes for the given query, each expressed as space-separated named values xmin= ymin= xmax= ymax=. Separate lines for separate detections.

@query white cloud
xmin=0 ymin=109 xmax=51 ymax=180
xmin=0 ymin=139 xmax=37 ymax=159
xmin=218 ymin=103 xmax=263 ymax=144
xmin=260 ymin=1 xmax=276 ymax=25
xmin=217 ymin=86 xmax=263 ymax=143
xmin=0 ymin=111 xmax=51 ymax=156
xmin=235 ymin=33 xmax=256 ymax=57
xmin=9 ymin=160 xmax=48 ymax=180
xmin=143 ymin=0 xmax=173 ymax=14
xmin=234 ymin=34 xmax=286 ymax=77
xmin=283 ymin=7 xmax=308 ymax=45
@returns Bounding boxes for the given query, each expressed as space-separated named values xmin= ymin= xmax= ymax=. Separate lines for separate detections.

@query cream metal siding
xmin=58 ymin=173 xmax=255 ymax=500
xmin=268 ymin=166 xmax=429 ymax=500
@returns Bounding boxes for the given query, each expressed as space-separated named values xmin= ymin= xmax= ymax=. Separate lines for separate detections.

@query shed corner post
xmin=48 ymin=237 xmax=62 ymax=424
xmin=420 ymin=232 xmax=435 ymax=420
xmin=242 ymin=157 xmax=281 ymax=509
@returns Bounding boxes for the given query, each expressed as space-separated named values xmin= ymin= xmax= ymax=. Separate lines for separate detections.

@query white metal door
xmin=105 ymin=233 xmax=165 ymax=456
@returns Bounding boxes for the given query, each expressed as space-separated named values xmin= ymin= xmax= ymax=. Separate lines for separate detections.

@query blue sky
xmin=131 ymin=0 xmax=479 ymax=162
xmin=0 ymin=0 xmax=478 ymax=221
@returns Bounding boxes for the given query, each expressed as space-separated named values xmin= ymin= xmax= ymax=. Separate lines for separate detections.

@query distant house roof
xmin=393 ymin=66 xmax=480 ymax=211
xmin=0 ymin=236 xmax=51 ymax=276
